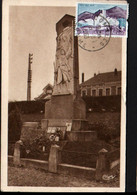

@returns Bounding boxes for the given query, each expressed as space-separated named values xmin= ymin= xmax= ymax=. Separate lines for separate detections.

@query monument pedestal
xmin=66 ymin=131 xmax=97 ymax=142
xmin=41 ymin=94 xmax=90 ymax=138
xmin=44 ymin=95 xmax=86 ymax=120
xmin=41 ymin=95 xmax=97 ymax=142
xmin=41 ymin=118 xmax=88 ymax=132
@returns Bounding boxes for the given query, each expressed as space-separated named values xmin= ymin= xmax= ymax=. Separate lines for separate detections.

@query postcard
xmin=1 ymin=0 xmax=128 ymax=192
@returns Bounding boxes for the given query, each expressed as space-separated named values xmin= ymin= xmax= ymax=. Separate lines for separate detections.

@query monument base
xmin=41 ymin=118 xmax=88 ymax=132
xmin=41 ymin=118 xmax=97 ymax=142
xmin=66 ymin=131 xmax=97 ymax=142
xmin=44 ymin=94 xmax=86 ymax=120
xmin=41 ymin=94 xmax=97 ymax=142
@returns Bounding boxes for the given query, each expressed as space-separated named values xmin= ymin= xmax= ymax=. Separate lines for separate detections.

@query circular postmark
xmin=75 ymin=15 xmax=111 ymax=52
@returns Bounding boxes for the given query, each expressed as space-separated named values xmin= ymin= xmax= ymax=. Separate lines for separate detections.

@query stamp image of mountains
xmin=76 ymin=6 xmax=127 ymax=36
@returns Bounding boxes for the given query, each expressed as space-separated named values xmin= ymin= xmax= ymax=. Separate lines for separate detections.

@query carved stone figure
xmin=53 ymin=26 xmax=73 ymax=95
xmin=56 ymin=48 xmax=71 ymax=85
xmin=43 ymin=15 xmax=86 ymax=121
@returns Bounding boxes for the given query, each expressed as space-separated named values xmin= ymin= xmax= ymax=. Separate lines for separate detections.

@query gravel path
xmin=8 ymin=166 xmax=119 ymax=187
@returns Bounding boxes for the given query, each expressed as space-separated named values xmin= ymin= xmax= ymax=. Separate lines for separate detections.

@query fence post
xmin=48 ymin=144 xmax=61 ymax=173
xmin=95 ymin=148 xmax=109 ymax=181
xmin=13 ymin=140 xmax=23 ymax=166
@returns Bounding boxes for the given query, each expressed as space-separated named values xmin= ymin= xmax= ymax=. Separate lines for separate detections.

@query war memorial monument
xmin=41 ymin=15 xmax=97 ymax=142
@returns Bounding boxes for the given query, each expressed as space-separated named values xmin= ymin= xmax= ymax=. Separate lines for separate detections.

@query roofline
xmin=80 ymin=70 xmax=121 ymax=85
xmin=56 ymin=14 xmax=75 ymax=25
xmin=43 ymin=83 xmax=53 ymax=90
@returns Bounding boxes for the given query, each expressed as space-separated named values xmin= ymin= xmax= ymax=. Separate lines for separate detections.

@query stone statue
xmin=43 ymin=15 xmax=86 ymax=121
xmin=53 ymin=26 xmax=73 ymax=95
xmin=56 ymin=49 xmax=71 ymax=84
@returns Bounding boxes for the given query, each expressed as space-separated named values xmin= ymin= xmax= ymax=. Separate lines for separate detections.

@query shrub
xmin=8 ymin=106 xmax=22 ymax=143
xmin=22 ymin=132 xmax=64 ymax=160
xmin=22 ymin=135 xmax=52 ymax=160
xmin=8 ymin=143 xmax=15 ymax=156
xmin=93 ymin=123 xmax=120 ymax=142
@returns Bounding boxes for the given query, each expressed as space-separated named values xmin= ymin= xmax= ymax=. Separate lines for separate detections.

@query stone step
xmin=66 ymin=130 xmax=97 ymax=142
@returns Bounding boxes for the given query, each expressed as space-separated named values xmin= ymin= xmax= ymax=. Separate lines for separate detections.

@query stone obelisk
xmin=42 ymin=15 xmax=87 ymax=133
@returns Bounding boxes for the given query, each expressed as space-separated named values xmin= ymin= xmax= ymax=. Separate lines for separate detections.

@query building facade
xmin=34 ymin=83 xmax=53 ymax=101
xmin=35 ymin=69 xmax=121 ymax=100
xmin=80 ymin=69 xmax=121 ymax=97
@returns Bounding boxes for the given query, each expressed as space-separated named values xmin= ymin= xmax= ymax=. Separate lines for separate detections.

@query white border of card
xmin=1 ymin=0 xmax=128 ymax=192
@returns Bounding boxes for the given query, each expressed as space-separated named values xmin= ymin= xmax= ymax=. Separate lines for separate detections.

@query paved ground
xmin=8 ymin=165 xmax=119 ymax=187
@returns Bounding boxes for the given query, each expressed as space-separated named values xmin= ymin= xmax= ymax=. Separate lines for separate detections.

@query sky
xmin=9 ymin=6 xmax=122 ymax=101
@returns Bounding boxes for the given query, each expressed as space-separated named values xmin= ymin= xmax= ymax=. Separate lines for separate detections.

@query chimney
xmin=82 ymin=73 xmax=84 ymax=83
xmin=114 ymin=68 xmax=117 ymax=75
xmin=94 ymin=73 xmax=96 ymax=77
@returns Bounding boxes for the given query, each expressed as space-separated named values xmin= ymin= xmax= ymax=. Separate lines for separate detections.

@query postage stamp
xmin=76 ymin=14 xmax=111 ymax=52
xmin=75 ymin=3 xmax=128 ymax=38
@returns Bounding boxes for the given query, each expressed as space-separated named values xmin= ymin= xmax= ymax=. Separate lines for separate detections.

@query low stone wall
xmin=11 ymin=141 xmax=120 ymax=181
xmin=8 ymin=155 xmax=95 ymax=179
xmin=22 ymin=158 xmax=49 ymax=170
xmin=58 ymin=163 xmax=95 ymax=179
xmin=9 ymin=155 xmax=48 ymax=170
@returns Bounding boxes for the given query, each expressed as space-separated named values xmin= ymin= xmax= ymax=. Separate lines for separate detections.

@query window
xmin=117 ymin=87 xmax=121 ymax=95
xmin=92 ymin=89 xmax=96 ymax=96
xmin=47 ymin=89 xmax=52 ymax=94
xmin=87 ymin=88 xmax=91 ymax=96
xmin=82 ymin=90 xmax=86 ymax=97
xmin=111 ymin=86 xmax=116 ymax=95
xmin=106 ymin=88 xmax=110 ymax=96
xmin=99 ymin=89 xmax=103 ymax=96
